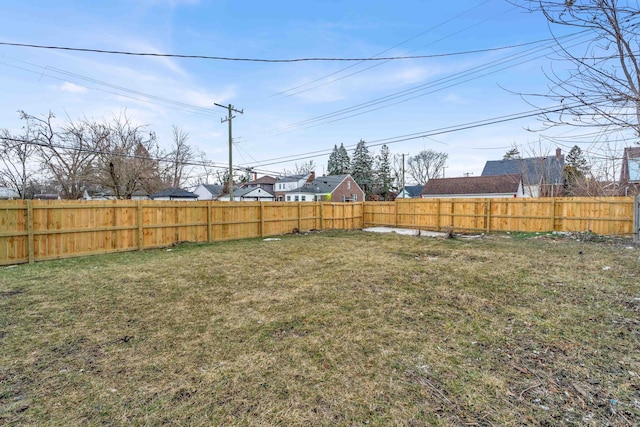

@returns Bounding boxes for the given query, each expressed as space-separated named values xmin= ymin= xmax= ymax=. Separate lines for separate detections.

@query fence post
xmin=436 ymin=199 xmax=441 ymax=231
xmin=320 ymin=201 xmax=325 ymax=230
xmin=298 ymin=202 xmax=302 ymax=232
xmin=395 ymin=199 xmax=399 ymax=227
xmin=27 ymin=200 xmax=35 ymax=264
xmin=260 ymin=202 xmax=265 ymax=238
xmin=485 ymin=199 xmax=491 ymax=234
xmin=550 ymin=197 xmax=556 ymax=232
xmin=207 ymin=202 xmax=213 ymax=242
xmin=137 ymin=200 xmax=144 ymax=251
xmin=634 ymin=195 xmax=639 ymax=243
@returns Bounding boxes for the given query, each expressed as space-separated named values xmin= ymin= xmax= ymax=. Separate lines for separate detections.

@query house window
xmin=347 ymin=181 xmax=351 ymax=190
xmin=352 ymin=193 xmax=357 ymax=201
xmin=301 ymin=195 xmax=306 ymax=201
xmin=287 ymin=195 xmax=291 ymax=201
xmin=342 ymin=195 xmax=346 ymax=202
xmin=294 ymin=195 xmax=299 ymax=202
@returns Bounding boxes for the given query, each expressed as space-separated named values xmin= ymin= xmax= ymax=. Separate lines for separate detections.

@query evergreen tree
xmin=503 ymin=148 xmax=521 ymax=160
xmin=566 ymin=145 xmax=588 ymax=174
xmin=351 ymin=140 xmax=374 ymax=196
xmin=564 ymin=145 xmax=590 ymax=196
xmin=374 ymin=144 xmax=393 ymax=199
xmin=336 ymin=143 xmax=350 ymax=174
xmin=327 ymin=145 xmax=340 ymax=175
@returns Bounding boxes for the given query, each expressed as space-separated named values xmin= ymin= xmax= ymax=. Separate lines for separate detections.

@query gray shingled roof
xmin=403 ymin=185 xmax=424 ymax=197
xmin=231 ymin=187 xmax=275 ymax=198
xmin=289 ymin=174 xmax=349 ymax=194
xmin=481 ymin=155 xmax=564 ymax=185
xmin=201 ymin=184 xmax=225 ymax=195
xmin=149 ymin=188 xmax=198 ymax=199
xmin=421 ymin=174 xmax=522 ymax=196
xmin=276 ymin=173 xmax=309 ymax=183
xmin=246 ymin=176 xmax=276 ymax=185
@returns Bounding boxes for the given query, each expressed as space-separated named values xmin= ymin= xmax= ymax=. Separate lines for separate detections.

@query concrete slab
xmin=362 ymin=227 xmax=447 ymax=237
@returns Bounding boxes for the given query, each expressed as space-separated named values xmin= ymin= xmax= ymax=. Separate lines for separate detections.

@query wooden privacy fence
xmin=0 ymin=200 xmax=363 ymax=266
xmin=364 ymin=197 xmax=636 ymax=236
xmin=0 ymin=197 xmax=636 ymax=265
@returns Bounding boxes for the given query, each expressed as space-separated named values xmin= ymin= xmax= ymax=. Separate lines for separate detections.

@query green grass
xmin=1 ymin=230 xmax=639 ymax=426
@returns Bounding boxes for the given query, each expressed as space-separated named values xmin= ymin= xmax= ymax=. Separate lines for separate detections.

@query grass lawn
xmin=1 ymin=230 xmax=639 ymax=426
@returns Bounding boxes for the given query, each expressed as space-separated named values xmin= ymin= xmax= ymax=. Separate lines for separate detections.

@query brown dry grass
xmin=1 ymin=230 xmax=639 ymax=426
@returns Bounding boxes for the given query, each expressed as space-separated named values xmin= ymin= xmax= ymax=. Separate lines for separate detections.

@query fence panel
xmin=365 ymin=197 xmax=634 ymax=235
xmin=0 ymin=197 xmax=634 ymax=266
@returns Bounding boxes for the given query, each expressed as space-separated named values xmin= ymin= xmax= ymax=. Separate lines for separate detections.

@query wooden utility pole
xmin=635 ymin=195 xmax=639 ymax=243
xmin=214 ymin=103 xmax=244 ymax=202
xmin=402 ymin=153 xmax=406 ymax=197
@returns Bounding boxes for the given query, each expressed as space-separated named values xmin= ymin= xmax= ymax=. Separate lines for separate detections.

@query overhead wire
xmin=0 ymin=56 xmax=219 ymax=117
xmin=259 ymin=31 xmax=591 ymax=135
xmin=0 ymin=39 xmax=579 ymax=63
xmin=276 ymin=5 xmax=519 ymax=100
xmin=239 ymin=99 xmax=610 ymax=169
xmin=269 ymin=0 xmax=492 ymax=98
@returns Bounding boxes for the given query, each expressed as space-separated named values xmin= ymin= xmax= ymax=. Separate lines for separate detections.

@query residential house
xmin=274 ymin=172 xmax=314 ymax=201
xmin=243 ymin=175 xmax=276 ymax=194
xmin=217 ymin=187 xmax=275 ymax=202
xmin=396 ymin=185 xmax=424 ymax=199
xmin=192 ymin=184 xmax=226 ymax=200
xmin=481 ymin=149 xmax=564 ymax=197
xmin=421 ymin=174 xmax=524 ymax=198
xmin=149 ymin=188 xmax=199 ymax=201
xmin=84 ymin=189 xmax=149 ymax=200
xmin=284 ymin=174 xmax=365 ymax=202
xmin=620 ymin=147 xmax=640 ymax=196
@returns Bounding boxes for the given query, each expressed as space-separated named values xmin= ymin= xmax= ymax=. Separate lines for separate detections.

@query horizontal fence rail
xmin=364 ymin=197 xmax=635 ymax=236
xmin=0 ymin=197 xmax=634 ymax=265
xmin=0 ymin=200 xmax=364 ymax=266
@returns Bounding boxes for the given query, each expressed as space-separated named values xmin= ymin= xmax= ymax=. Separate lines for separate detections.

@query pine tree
xmin=564 ymin=145 xmax=590 ymax=196
xmin=336 ymin=143 xmax=350 ymax=174
xmin=351 ymin=140 xmax=374 ymax=196
xmin=327 ymin=145 xmax=340 ymax=176
xmin=566 ymin=145 xmax=588 ymax=174
xmin=503 ymin=148 xmax=521 ymax=160
xmin=374 ymin=144 xmax=393 ymax=199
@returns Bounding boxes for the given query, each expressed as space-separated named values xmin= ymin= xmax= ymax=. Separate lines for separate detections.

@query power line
xmin=0 ymin=39 xmax=582 ymax=63
xmin=239 ymin=101 xmax=605 ymax=169
xmin=260 ymin=31 xmax=590 ymax=135
xmin=0 ymin=57 xmax=218 ymax=117
xmin=275 ymin=5 xmax=519 ymax=100
xmin=269 ymin=0 xmax=492 ymax=98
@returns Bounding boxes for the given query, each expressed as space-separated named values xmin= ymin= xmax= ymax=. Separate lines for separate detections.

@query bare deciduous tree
xmin=407 ymin=150 xmax=448 ymax=185
xmin=512 ymin=1 xmax=640 ymax=137
xmin=162 ymin=126 xmax=197 ymax=188
xmin=95 ymin=112 xmax=163 ymax=199
xmin=23 ymin=111 xmax=108 ymax=199
xmin=0 ymin=127 xmax=38 ymax=199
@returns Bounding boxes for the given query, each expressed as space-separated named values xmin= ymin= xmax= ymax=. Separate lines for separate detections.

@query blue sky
xmin=0 ymin=0 xmax=593 ymax=182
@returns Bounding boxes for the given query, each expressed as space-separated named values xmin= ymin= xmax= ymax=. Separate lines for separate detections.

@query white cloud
xmin=442 ymin=93 xmax=468 ymax=105
xmin=60 ymin=82 xmax=88 ymax=94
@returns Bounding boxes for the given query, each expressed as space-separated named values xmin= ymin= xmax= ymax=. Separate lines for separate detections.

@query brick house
xmin=274 ymin=172 xmax=314 ymax=201
xmin=482 ymin=149 xmax=564 ymax=197
xmin=284 ymin=174 xmax=365 ymax=202
xmin=421 ymin=174 xmax=524 ymax=198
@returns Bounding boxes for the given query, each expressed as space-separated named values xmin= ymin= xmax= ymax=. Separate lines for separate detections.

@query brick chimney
xmin=307 ymin=171 xmax=315 ymax=183
xmin=556 ymin=148 xmax=562 ymax=161
xmin=253 ymin=172 xmax=258 ymax=181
